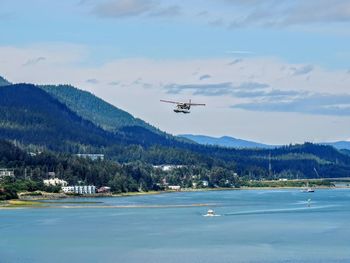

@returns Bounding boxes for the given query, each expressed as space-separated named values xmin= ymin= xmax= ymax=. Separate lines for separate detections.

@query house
xmin=62 ymin=185 xmax=96 ymax=194
xmin=43 ymin=178 xmax=68 ymax=186
xmin=97 ymin=186 xmax=111 ymax=193
xmin=75 ymin=154 xmax=104 ymax=161
xmin=0 ymin=168 xmax=14 ymax=179
xmin=168 ymin=185 xmax=181 ymax=191
xmin=153 ymin=165 xmax=184 ymax=172
xmin=202 ymin=180 xmax=209 ymax=187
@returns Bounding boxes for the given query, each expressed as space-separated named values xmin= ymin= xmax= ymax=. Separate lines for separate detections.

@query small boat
xmin=300 ymin=187 xmax=314 ymax=193
xmin=203 ymin=209 xmax=220 ymax=217
xmin=300 ymin=182 xmax=315 ymax=193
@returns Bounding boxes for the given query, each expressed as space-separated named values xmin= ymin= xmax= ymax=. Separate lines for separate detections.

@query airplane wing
xmin=160 ymin=99 xmax=183 ymax=105
xmin=188 ymin=103 xmax=206 ymax=106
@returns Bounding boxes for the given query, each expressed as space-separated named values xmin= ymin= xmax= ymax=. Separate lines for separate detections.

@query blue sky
xmin=2 ymin=0 xmax=350 ymax=66
xmin=1 ymin=0 xmax=350 ymax=144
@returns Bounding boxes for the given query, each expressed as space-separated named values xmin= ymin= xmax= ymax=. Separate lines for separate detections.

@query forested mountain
xmin=0 ymin=76 xmax=11 ymax=86
xmin=1 ymin=81 xmax=350 ymax=180
xmin=341 ymin=149 xmax=350 ymax=156
xmin=321 ymin=141 xmax=350 ymax=151
xmin=0 ymin=83 xmax=197 ymax=152
xmin=40 ymin=84 xmax=160 ymax=133
xmin=181 ymin=134 xmax=350 ymax=151
xmin=0 ymin=84 xmax=125 ymax=151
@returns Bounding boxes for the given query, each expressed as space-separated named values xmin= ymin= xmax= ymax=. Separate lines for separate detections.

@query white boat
xmin=300 ymin=187 xmax=315 ymax=193
xmin=300 ymin=182 xmax=315 ymax=193
xmin=203 ymin=209 xmax=220 ymax=217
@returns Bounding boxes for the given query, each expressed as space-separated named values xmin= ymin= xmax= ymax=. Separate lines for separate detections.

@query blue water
xmin=1 ymin=189 xmax=350 ymax=263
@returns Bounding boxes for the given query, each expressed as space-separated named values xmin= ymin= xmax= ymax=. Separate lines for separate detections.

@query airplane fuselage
xmin=174 ymin=104 xmax=191 ymax=113
xmin=174 ymin=108 xmax=190 ymax=113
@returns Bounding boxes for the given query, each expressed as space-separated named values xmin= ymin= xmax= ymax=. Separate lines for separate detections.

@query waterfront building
xmin=0 ymin=168 xmax=15 ymax=179
xmin=62 ymin=185 xmax=96 ymax=194
xmin=43 ymin=178 xmax=68 ymax=186
xmin=75 ymin=154 xmax=104 ymax=161
xmin=153 ymin=165 xmax=184 ymax=171
xmin=202 ymin=180 xmax=209 ymax=187
xmin=168 ymin=185 xmax=181 ymax=191
xmin=97 ymin=186 xmax=111 ymax=193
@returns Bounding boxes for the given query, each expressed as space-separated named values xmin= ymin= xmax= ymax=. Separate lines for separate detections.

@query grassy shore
xmin=112 ymin=191 xmax=161 ymax=197
xmin=0 ymin=199 xmax=46 ymax=209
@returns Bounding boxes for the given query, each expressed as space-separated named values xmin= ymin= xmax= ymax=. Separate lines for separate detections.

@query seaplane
xmin=160 ymin=99 xmax=205 ymax=114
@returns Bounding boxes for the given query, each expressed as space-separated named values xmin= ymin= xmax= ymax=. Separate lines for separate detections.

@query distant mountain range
xmin=179 ymin=134 xmax=350 ymax=151
xmin=179 ymin=134 xmax=275 ymax=149
xmin=321 ymin=141 xmax=350 ymax=151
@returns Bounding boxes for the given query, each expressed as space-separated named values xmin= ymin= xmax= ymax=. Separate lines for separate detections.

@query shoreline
xmin=1 ymin=186 xmax=349 ymax=210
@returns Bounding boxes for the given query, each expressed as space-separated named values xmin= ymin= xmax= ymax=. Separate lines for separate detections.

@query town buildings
xmin=75 ymin=154 xmax=104 ymax=161
xmin=43 ymin=178 xmax=68 ymax=186
xmin=0 ymin=168 xmax=14 ymax=179
xmin=62 ymin=185 xmax=96 ymax=194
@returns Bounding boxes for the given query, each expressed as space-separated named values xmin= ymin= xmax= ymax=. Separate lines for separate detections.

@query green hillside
xmin=0 ymin=76 xmax=11 ymax=86
xmin=40 ymin=84 xmax=159 ymax=133
xmin=0 ymin=83 xmax=196 ymax=153
xmin=0 ymin=84 xmax=120 ymax=151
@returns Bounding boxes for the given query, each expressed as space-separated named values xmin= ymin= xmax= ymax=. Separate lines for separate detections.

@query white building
xmin=75 ymin=154 xmax=104 ymax=161
xmin=62 ymin=185 xmax=96 ymax=194
xmin=43 ymin=178 xmax=68 ymax=186
xmin=168 ymin=185 xmax=181 ymax=191
xmin=0 ymin=168 xmax=14 ymax=178
xmin=153 ymin=165 xmax=184 ymax=171
xmin=202 ymin=180 xmax=209 ymax=187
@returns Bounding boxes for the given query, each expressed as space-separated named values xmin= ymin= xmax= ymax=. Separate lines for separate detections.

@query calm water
xmin=1 ymin=189 xmax=350 ymax=263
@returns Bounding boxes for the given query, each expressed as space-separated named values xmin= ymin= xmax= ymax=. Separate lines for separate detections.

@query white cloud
xmin=92 ymin=0 xmax=156 ymax=18
xmin=22 ymin=57 xmax=46 ymax=67
xmin=0 ymin=43 xmax=88 ymax=83
xmin=87 ymin=0 xmax=181 ymax=19
xmin=228 ymin=58 xmax=243 ymax=65
xmin=226 ymin=50 xmax=254 ymax=55
xmin=149 ymin=5 xmax=181 ymax=17
xmin=290 ymin=65 xmax=314 ymax=76
xmin=199 ymin=74 xmax=211 ymax=81
xmin=222 ymin=0 xmax=350 ymax=28
xmin=1 ymin=43 xmax=350 ymax=144
xmin=80 ymin=0 xmax=350 ymax=31
xmin=86 ymin=78 xmax=99 ymax=84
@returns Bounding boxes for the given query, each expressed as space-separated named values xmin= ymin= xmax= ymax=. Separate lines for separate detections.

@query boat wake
xmin=224 ymin=205 xmax=339 ymax=216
